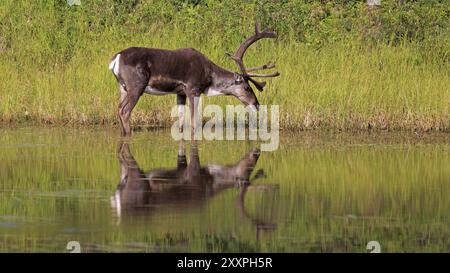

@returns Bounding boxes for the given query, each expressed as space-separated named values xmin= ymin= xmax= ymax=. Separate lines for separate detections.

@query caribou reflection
xmin=111 ymin=141 xmax=276 ymax=232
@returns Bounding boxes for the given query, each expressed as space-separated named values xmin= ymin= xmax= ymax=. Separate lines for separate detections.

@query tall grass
xmin=0 ymin=0 xmax=449 ymax=131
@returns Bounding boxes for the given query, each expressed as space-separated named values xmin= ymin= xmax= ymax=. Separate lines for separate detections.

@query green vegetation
xmin=0 ymin=0 xmax=449 ymax=131
xmin=0 ymin=128 xmax=448 ymax=252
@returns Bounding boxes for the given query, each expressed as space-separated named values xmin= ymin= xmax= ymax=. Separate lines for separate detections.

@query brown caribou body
xmin=109 ymin=24 xmax=279 ymax=136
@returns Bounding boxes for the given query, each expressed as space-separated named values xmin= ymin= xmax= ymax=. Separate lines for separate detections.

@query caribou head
xmin=213 ymin=23 xmax=280 ymax=110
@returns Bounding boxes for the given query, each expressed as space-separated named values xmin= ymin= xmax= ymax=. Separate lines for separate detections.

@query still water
xmin=0 ymin=127 xmax=448 ymax=252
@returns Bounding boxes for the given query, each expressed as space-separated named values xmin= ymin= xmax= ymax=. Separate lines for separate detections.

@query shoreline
xmin=2 ymin=121 xmax=449 ymax=136
xmin=1 ymin=116 xmax=448 ymax=133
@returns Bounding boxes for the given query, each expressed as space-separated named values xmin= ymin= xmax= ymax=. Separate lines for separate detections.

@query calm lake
xmin=0 ymin=127 xmax=448 ymax=252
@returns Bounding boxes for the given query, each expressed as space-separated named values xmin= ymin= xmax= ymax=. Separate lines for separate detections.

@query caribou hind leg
xmin=117 ymin=76 xmax=147 ymax=136
xmin=118 ymin=86 xmax=145 ymax=136
xmin=117 ymin=85 xmax=128 ymax=136
xmin=111 ymin=52 xmax=150 ymax=136
xmin=118 ymin=68 xmax=149 ymax=136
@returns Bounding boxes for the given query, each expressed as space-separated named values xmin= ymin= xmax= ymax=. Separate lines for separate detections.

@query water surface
xmin=0 ymin=127 xmax=448 ymax=252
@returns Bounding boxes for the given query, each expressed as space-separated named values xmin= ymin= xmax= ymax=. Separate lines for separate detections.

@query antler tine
xmin=246 ymin=77 xmax=266 ymax=92
xmin=246 ymin=63 xmax=275 ymax=72
xmin=255 ymin=22 xmax=260 ymax=35
xmin=246 ymin=62 xmax=280 ymax=78
xmin=246 ymin=71 xmax=280 ymax=78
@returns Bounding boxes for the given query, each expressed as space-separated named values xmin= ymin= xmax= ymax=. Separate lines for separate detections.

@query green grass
xmin=0 ymin=0 xmax=449 ymax=131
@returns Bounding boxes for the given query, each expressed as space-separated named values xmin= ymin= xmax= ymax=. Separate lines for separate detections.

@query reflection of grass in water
xmin=0 ymin=128 xmax=448 ymax=252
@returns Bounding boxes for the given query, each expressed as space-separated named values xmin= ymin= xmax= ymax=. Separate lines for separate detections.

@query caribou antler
xmin=229 ymin=23 xmax=280 ymax=91
xmin=246 ymin=71 xmax=280 ymax=78
xmin=246 ymin=63 xmax=276 ymax=72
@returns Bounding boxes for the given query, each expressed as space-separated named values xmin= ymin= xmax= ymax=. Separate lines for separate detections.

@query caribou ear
xmin=246 ymin=77 xmax=266 ymax=91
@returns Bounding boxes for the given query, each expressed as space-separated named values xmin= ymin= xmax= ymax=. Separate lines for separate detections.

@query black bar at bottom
xmin=1 ymin=252 xmax=446 ymax=272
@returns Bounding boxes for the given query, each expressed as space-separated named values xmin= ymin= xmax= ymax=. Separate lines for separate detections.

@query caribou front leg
xmin=188 ymin=91 xmax=200 ymax=135
xmin=177 ymin=94 xmax=186 ymax=133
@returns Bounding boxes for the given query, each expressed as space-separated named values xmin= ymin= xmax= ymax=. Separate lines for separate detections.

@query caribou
xmin=109 ymin=23 xmax=279 ymax=136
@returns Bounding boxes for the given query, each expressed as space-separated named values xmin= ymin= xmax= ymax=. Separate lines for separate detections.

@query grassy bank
xmin=0 ymin=0 xmax=449 ymax=131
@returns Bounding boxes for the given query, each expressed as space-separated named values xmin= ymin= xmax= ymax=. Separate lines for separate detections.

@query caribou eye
xmin=234 ymin=74 xmax=243 ymax=84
